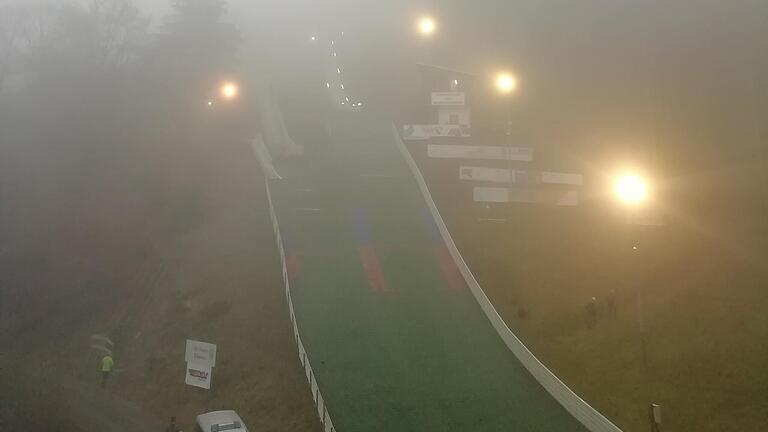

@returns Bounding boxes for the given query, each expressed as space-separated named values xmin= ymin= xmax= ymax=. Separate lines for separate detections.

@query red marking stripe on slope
xmin=358 ymin=245 xmax=389 ymax=292
xmin=433 ymin=246 xmax=465 ymax=291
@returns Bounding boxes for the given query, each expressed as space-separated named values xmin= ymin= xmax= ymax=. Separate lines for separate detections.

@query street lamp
xmin=494 ymin=72 xmax=519 ymax=216
xmin=615 ymin=173 xmax=649 ymax=206
xmin=495 ymin=72 xmax=518 ymax=95
xmin=220 ymin=82 xmax=239 ymax=100
xmin=614 ymin=171 xmax=650 ymax=368
xmin=417 ymin=16 xmax=436 ymax=36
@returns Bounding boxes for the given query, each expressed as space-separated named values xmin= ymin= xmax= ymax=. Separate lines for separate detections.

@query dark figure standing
xmin=166 ymin=416 xmax=181 ymax=432
xmin=607 ymin=289 xmax=617 ymax=318
xmin=585 ymin=297 xmax=598 ymax=328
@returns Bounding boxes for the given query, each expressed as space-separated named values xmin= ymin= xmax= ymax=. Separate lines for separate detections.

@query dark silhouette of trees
xmin=150 ymin=0 xmax=241 ymax=94
xmin=0 ymin=1 xmax=149 ymax=94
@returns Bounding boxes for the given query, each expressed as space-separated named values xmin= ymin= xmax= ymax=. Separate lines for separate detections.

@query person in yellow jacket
xmin=101 ymin=354 xmax=114 ymax=389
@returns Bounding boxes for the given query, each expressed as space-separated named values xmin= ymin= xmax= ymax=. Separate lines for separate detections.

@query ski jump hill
xmin=253 ymin=98 xmax=622 ymax=431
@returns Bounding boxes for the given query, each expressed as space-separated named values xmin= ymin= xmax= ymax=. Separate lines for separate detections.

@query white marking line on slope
xmin=360 ymin=173 xmax=396 ymax=179
xmin=477 ymin=218 xmax=507 ymax=223
xmin=295 ymin=188 xmax=315 ymax=193
xmin=296 ymin=208 xmax=322 ymax=212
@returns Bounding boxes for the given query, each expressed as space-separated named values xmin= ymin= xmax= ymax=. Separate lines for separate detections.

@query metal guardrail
xmin=392 ymin=124 xmax=623 ymax=432
xmin=264 ymin=176 xmax=337 ymax=432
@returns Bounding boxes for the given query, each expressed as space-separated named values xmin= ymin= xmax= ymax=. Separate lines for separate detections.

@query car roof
xmin=195 ymin=410 xmax=247 ymax=432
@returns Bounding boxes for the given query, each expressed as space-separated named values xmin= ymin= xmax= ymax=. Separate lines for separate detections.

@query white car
xmin=194 ymin=410 xmax=249 ymax=432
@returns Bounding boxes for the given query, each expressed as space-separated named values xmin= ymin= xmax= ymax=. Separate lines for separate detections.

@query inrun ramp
xmin=268 ymin=115 xmax=605 ymax=431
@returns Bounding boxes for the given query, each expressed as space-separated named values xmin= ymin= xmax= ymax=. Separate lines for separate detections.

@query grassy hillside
xmin=0 ymin=95 xmax=320 ymax=432
xmin=412 ymin=143 xmax=768 ymax=432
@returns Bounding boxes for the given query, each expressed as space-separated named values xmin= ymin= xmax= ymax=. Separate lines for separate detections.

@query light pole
xmin=495 ymin=72 xmax=518 ymax=204
xmin=414 ymin=15 xmax=439 ymax=73
xmin=614 ymin=172 xmax=650 ymax=368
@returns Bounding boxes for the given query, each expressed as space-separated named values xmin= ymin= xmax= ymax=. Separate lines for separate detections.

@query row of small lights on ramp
xmin=311 ymin=33 xmax=363 ymax=109
xmin=205 ymin=19 xmax=650 ymax=204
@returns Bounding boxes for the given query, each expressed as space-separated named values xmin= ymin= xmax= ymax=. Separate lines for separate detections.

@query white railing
xmin=391 ymin=124 xmax=623 ymax=432
xmin=262 ymin=164 xmax=336 ymax=432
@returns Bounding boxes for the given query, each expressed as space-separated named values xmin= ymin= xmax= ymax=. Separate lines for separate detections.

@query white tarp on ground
xmin=460 ymin=167 xmax=583 ymax=185
xmin=431 ymin=92 xmax=465 ymax=106
xmin=429 ymin=144 xmax=534 ymax=161
xmin=402 ymin=124 xmax=471 ymax=140
xmin=474 ymin=186 xmax=579 ymax=206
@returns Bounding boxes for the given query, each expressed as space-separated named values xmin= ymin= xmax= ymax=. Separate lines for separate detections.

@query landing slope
xmin=270 ymin=114 xmax=588 ymax=431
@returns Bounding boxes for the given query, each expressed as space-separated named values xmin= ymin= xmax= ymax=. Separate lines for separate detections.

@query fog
xmin=1 ymin=1 xmax=768 ymax=431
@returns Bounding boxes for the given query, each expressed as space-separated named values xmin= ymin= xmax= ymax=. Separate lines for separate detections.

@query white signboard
xmin=541 ymin=171 xmax=583 ymax=185
xmin=431 ymin=92 xmax=465 ymax=106
xmin=553 ymin=191 xmax=579 ymax=206
xmin=460 ymin=166 xmax=512 ymax=183
xmin=439 ymin=107 xmax=471 ymax=126
xmin=504 ymin=188 xmax=539 ymax=204
xmin=474 ymin=187 xmax=579 ymax=206
xmin=474 ymin=187 xmax=511 ymax=203
xmin=402 ymin=124 xmax=471 ymax=140
xmin=428 ymin=144 xmax=533 ymax=161
xmin=460 ymin=167 xmax=583 ymax=185
xmin=185 ymin=363 xmax=212 ymax=389
xmin=185 ymin=340 xmax=217 ymax=367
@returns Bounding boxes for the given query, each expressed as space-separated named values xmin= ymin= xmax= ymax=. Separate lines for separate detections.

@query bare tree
xmin=88 ymin=0 xmax=150 ymax=70
xmin=0 ymin=0 xmax=148 ymax=92
xmin=0 ymin=3 xmax=60 ymax=90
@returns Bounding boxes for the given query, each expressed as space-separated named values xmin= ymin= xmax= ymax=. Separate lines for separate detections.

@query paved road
xmin=270 ymin=114 xmax=587 ymax=431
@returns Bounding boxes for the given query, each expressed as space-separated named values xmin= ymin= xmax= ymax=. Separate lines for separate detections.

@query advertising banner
xmin=459 ymin=166 xmax=512 ymax=183
xmin=473 ymin=187 xmax=512 ymax=203
xmin=474 ymin=187 xmax=579 ymax=206
xmin=402 ymin=124 xmax=471 ymax=140
xmin=431 ymin=92 xmax=465 ymax=106
xmin=541 ymin=171 xmax=583 ymax=185
xmin=460 ymin=167 xmax=583 ymax=185
xmin=185 ymin=363 xmax=212 ymax=390
xmin=429 ymin=145 xmax=533 ymax=161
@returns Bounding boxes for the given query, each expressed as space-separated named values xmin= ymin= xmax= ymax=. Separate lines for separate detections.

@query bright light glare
xmin=495 ymin=73 xmax=517 ymax=94
xmin=310 ymin=35 xmax=316 ymax=41
xmin=418 ymin=16 xmax=436 ymax=36
xmin=221 ymin=82 xmax=238 ymax=99
xmin=614 ymin=173 xmax=648 ymax=205
xmin=207 ymin=101 xmax=213 ymax=106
